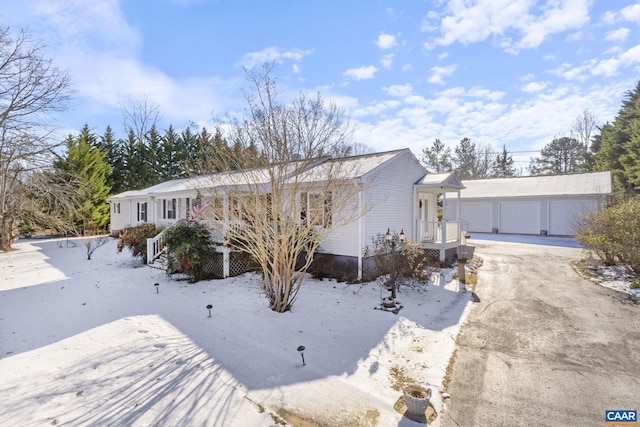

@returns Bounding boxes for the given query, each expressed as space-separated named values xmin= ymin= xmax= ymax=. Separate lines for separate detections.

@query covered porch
xmin=413 ymin=173 xmax=465 ymax=262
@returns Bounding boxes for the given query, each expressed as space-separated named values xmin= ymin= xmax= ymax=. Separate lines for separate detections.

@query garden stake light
xmin=206 ymin=304 xmax=213 ymax=317
xmin=154 ymin=283 xmax=159 ymax=294
xmin=297 ymin=345 xmax=306 ymax=366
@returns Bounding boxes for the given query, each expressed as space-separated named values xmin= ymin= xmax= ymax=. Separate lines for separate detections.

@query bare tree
xmin=571 ymin=109 xmax=599 ymax=150
xmin=202 ymin=64 xmax=366 ymax=312
xmin=0 ymin=25 xmax=73 ymax=250
xmin=84 ymin=236 xmax=110 ymax=260
xmin=119 ymin=96 xmax=161 ymax=144
xmin=474 ymin=142 xmax=496 ymax=178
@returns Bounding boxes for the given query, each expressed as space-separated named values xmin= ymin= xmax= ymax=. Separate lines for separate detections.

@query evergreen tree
xmin=528 ymin=136 xmax=585 ymax=176
xmin=145 ymin=124 xmax=163 ymax=183
xmin=160 ymin=125 xmax=187 ymax=180
xmin=493 ymin=145 xmax=516 ymax=177
xmin=620 ymin=119 xmax=640 ymax=189
xmin=592 ymin=81 xmax=640 ymax=194
xmin=421 ymin=138 xmax=452 ymax=173
xmin=97 ymin=125 xmax=126 ymax=194
xmin=453 ymin=137 xmax=478 ymax=179
xmin=54 ymin=129 xmax=112 ymax=234
xmin=121 ymin=128 xmax=153 ymax=189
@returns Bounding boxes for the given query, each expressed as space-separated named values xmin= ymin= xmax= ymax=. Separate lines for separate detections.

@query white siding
xmin=317 ymin=192 xmax=361 ymax=257
xmin=363 ymin=151 xmax=426 ymax=254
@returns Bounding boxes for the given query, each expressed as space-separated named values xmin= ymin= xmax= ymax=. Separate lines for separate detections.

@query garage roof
xmin=460 ymin=171 xmax=612 ymax=198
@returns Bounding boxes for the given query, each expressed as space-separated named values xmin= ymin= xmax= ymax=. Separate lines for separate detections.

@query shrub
xmin=576 ymin=195 xmax=640 ymax=273
xmin=364 ymin=232 xmax=436 ymax=286
xmin=164 ymin=220 xmax=217 ymax=282
xmin=309 ymin=253 xmax=358 ymax=282
xmin=117 ymin=223 xmax=162 ymax=263
xmin=631 ymin=278 xmax=640 ymax=289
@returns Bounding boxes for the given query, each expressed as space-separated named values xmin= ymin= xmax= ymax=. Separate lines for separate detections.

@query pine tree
xmin=54 ymin=129 xmax=112 ymax=234
xmin=121 ymin=128 xmax=158 ymax=189
xmin=592 ymin=81 xmax=640 ymax=194
xmin=528 ymin=136 xmax=585 ymax=176
xmin=493 ymin=145 xmax=516 ymax=177
xmin=160 ymin=125 xmax=187 ymax=180
xmin=453 ymin=137 xmax=478 ymax=179
xmin=421 ymin=138 xmax=452 ymax=173
xmin=97 ymin=125 xmax=125 ymax=194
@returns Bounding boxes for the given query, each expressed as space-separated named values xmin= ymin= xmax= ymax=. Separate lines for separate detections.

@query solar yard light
xmin=206 ymin=304 xmax=213 ymax=317
xmin=154 ymin=283 xmax=160 ymax=294
xmin=297 ymin=345 xmax=306 ymax=366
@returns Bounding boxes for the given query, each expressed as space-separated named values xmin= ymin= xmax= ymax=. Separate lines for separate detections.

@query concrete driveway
xmin=442 ymin=237 xmax=640 ymax=427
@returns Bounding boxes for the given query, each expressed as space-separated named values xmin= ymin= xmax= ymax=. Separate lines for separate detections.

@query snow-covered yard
xmin=0 ymin=238 xmax=473 ymax=426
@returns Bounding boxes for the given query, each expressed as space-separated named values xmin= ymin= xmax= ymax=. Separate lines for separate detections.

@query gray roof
xmin=459 ymin=171 xmax=612 ymax=199
xmin=415 ymin=172 xmax=464 ymax=190
xmin=108 ymin=149 xmax=413 ymax=200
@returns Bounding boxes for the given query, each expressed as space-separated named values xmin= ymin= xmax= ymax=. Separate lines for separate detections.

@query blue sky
xmin=3 ymin=0 xmax=640 ymax=169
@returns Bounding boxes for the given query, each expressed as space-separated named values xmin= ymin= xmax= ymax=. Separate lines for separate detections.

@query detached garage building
xmin=446 ymin=171 xmax=612 ymax=237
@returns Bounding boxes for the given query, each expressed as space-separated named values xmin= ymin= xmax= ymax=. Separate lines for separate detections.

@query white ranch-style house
xmin=108 ymin=149 xmax=466 ymax=279
xmin=108 ymin=148 xmax=612 ymax=279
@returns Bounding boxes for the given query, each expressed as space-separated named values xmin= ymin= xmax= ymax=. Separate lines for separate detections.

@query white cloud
xmin=437 ymin=52 xmax=449 ymax=60
xmin=427 ymin=64 xmax=457 ymax=85
xmin=352 ymin=80 xmax=630 ymax=159
xmin=384 ymin=84 xmax=413 ymax=97
xmin=380 ymin=53 xmax=395 ymax=69
xmin=343 ymin=65 xmax=378 ymax=81
xmin=620 ymin=44 xmax=640 ymax=65
xmin=620 ymin=4 xmax=640 ymax=23
xmin=237 ymin=47 xmax=313 ymax=69
xmin=428 ymin=0 xmax=592 ymax=53
xmin=605 ymin=27 xmax=630 ymax=42
xmin=375 ymin=33 xmax=397 ymax=49
xmin=522 ymin=81 xmax=547 ymax=93
xmin=602 ymin=10 xmax=617 ymax=25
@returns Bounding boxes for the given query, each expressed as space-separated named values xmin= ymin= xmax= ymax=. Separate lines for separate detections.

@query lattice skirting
xmin=201 ymin=251 xmax=251 ymax=279
xmin=424 ymin=248 xmax=440 ymax=261
xmin=201 ymin=253 xmax=224 ymax=278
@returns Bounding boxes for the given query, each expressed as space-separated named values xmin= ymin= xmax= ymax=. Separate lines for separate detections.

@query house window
xmin=163 ymin=199 xmax=177 ymax=219
xmin=301 ymin=192 xmax=332 ymax=227
xmin=113 ymin=203 xmax=120 ymax=214
xmin=137 ymin=202 xmax=147 ymax=222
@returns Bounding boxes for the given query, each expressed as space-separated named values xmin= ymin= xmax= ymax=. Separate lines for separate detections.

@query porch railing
xmin=146 ymin=230 xmax=167 ymax=264
xmin=417 ymin=220 xmax=460 ymax=243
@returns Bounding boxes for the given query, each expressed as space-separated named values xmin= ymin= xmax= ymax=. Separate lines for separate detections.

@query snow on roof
xmin=415 ymin=172 xmax=464 ymax=189
xmin=459 ymin=171 xmax=612 ymax=199
xmin=295 ymin=149 xmax=409 ymax=183
xmin=109 ymin=149 xmax=411 ymax=200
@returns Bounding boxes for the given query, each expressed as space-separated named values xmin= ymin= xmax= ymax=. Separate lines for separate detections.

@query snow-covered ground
xmin=0 ymin=238 xmax=473 ymax=426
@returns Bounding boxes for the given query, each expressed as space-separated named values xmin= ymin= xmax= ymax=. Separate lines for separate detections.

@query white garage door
xmin=499 ymin=201 xmax=540 ymax=234
xmin=548 ymin=200 xmax=597 ymax=236
xmin=460 ymin=202 xmax=493 ymax=233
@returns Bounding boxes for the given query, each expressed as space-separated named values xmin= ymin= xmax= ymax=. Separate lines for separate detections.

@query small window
xmin=163 ymin=199 xmax=177 ymax=219
xmin=137 ymin=202 xmax=147 ymax=222
xmin=301 ymin=192 xmax=332 ymax=227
